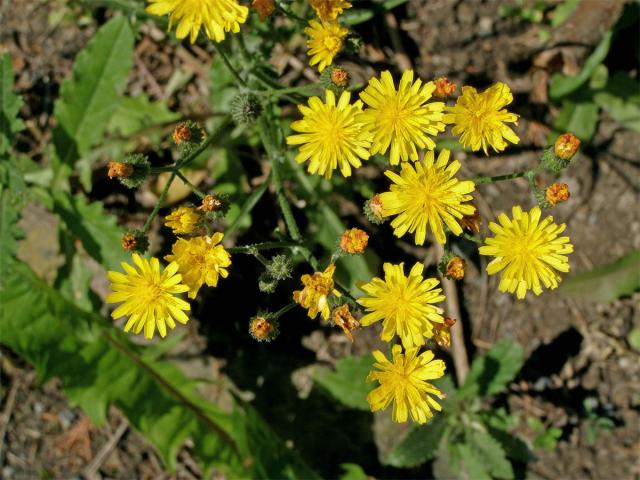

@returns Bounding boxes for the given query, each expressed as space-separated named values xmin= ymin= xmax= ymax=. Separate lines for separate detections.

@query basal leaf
xmin=0 ymin=159 xmax=27 ymax=288
xmin=468 ymin=431 xmax=514 ymax=479
xmin=458 ymin=340 xmax=524 ymax=400
xmin=107 ymin=95 xmax=181 ymax=137
xmin=549 ymin=30 xmax=612 ymax=99
xmin=53 ymin=16 xmax=134 ymax=165
xmin=458 ymin=443 xmax=491 ymax=480
xmin=0 ymin=261 xmax=245 ymax=475
xmin=553 ymin=100 xmax=600 ymax=141
xmin=51 ymin=192 xmax=127 ymax=271
xmin=0 ymin=53 xmax=24 ymax=155
xmin=384 ymin=416 xmax=447 ymax=468
xmin=313 ymin=354 xmax=374 ymax=411
xmin=560 ymin=250 xmax=640 ymax=302
xmin=593 ymin=73 xmax=640 ymax=132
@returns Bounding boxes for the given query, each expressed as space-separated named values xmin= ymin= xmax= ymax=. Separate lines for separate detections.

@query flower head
xmin=379 ymin=149 xmax=476 ymax=245
xmin=357 ymin=262 xmax=445 ymax=348
xmin=293 ymin=264 xmax=336 ymax=320
xmin=165 ymin=206 xmax=201 ymax=236
xmin=146 ymin=0 xmax=248 ymax=44
xmin=546 ymin=183 xmax=570 ymax=206
xmin=340 ymin=228 xmax=369 ymax=254
xmin=367 ymin=345 xmax=446 ymax=424
xmin=286 ymin=90 xmax=372 ymax=179
xmin=309 ymin=0 xmax=352 ymax=21
xmin=359 ymin=70 xmax=445 ymax=165
xmin=107 ymin=254 xmax=190 ymax=339
xmin=445 ymin=256 xmax=466 ymax=280
xmin=444 ymin=82 xmax=519 ymax=154
xmin=332 ymin=304 xmax=359 ymax=341
xmin=305 ymin=20 xmax=348 ymax=73
xmin=164 ymin=233 xmax=231 ymax=299
xmin=479 ymin=206 xmax=573 ymax=299
xmin=554 ymin=132 xmax=580 ymax=160
xmin=433 ymin=317 xmax=456 ymax=348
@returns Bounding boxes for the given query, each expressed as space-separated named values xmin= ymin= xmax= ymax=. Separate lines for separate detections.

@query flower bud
xmin=121 ymin=229 xmax=149 ymax=253
xmin=249 ymin=315 xmax=279 ymax=342
xmin=445 ymin=256 xmax=466 ymax=281
xmin=330 ymin=67 xmax=350 ymax=88
xmin=554 ymin=133 xmax=580 ymax=161
xmin=433 ymin=77 xmax=457 ymax=98
xmin=172 ymin=121 xmax=204 ymax=146
xmin=107 ymin=161 xmax=133 ymax=179
xmin=545 ymin=183 xmax=570 ymax=207
xmin=266 ymin=254 xmax=293 ymax=281
xmin=230 ymin=92 xmax=263 ymax=124
xmin=251 ymin=0 xmax=275 ymax=21
xmin=332 ymin=304 xmax=359 ymax=342
xmin=339 ymin=228 xmax=369 ymax=254
xmin=364 ymin=194 xmax=385 ymax=225
xmin=258 ymin=273 xmax=278 ymax=293
xmin=116 ymin=153 xmax=151 ymax=189
xmin=461 ymin=209 xmax=481 ymax=234
xmin=199 ymin=194 xmax=224 ymax=213
xmin=433 ymin=317 xmax=456 ymax=348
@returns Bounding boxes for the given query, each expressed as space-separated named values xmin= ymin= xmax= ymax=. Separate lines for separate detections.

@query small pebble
xmin=32 ymin=402 xmax=44 ymax=414
xmin=58 ymin=408 xmax=76 ymax=429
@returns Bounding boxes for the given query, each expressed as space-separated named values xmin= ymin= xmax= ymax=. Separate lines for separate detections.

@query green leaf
xmin=468 ymin=431 xmax=514 ymax=479
xmin=553 ymin=100 xmax=600 ymax=141
xmin=458 ymin=443 xmax=491 ymax=480
xmin=340 ymin=9 xmax=375 ymax=25
xmin=53 ymin=16 xmax=134 ymax=165
xmin=560 ymin=250 xmax=640 ymax=302
xmin=339 ymin=463 xmax=369 ymax=480
xmin=0 ymin=261 xmax=244 ymax=475
xmin=385 ymin=415 xmax=447 ymax=467
xmin=107 ymin=95 xmax=180 ymax=137
xmin=458 ymin=340 xmax=524 ymax=400
xmin=628 ymin=328 xmax=640 ymax=353
xmin=0 ymin=159 xmax=27 ymax=288
xmin=225 ymin=174 xmax=270 ymax=236
xmin=51 ymin=192 xmax=127 ymax=271
xmin=549 ymin=30 xmax=612 ymax=99
xmin=593 ymin=73 xmax=640 ymax=132
xmin=550 ymin=0 xmax=580 ymax=27
xmin=0 ymin=54 xmax=24 ymax=155
xmin=313 ymin=354 xmax=374 ymax=411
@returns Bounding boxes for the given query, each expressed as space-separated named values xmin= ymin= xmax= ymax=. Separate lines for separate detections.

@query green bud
xmin=363 ymin=195 xmax=386 ymax=225
xmin=258 ymin=273 xmax=278 ymax=293
xmin=118 ymin=153 xmax=151 ymax=189
xmin=266 ymin=254 xmax=293 ymax=281
xmin=230 ymin=92 xmax=263 ymax=125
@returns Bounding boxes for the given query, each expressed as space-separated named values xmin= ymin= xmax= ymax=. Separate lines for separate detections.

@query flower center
xmin=323 ymin=35 xmax=340 ymax=52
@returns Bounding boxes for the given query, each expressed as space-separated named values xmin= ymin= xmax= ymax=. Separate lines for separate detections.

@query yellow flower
xmin=379 ymin=149 xmax=476 ymax=245
xmin=444 ymin=82 xmax=519 ymax=154
xmin=286 ymin=90 xmax=372 ymax=179
xmin=164 ymin=233 xmax=231 ymax=299
xmin=165 ymin=206 xmax=201 ymax=235
xmin=359 ymin=70 xmax=445 ymax=165
xmin=367 ymin=345 xmax=446 ymax=424
xmin=309 ymin=0 xmax=352 ymax=21
xmin=146 ymin=0 xmax=248 ymax=44
xmin=305 ymin=20 xmax=348 ymax=73
xmin=293 ymin=264 xmax=337 ymax=320
xmin=357 ymin=262 xmax=445 ymax=348
xmin=107 ymin=254 xmax=191 ymax=339
xmin=479 ymin=206 xmax=573 ymax=299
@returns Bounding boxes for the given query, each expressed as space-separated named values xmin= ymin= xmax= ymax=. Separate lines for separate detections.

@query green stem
xmin=227 ymin=241 xmax=302 ymax=254
xmin=275 ymin=3 xmax=307 ymax=23
xmin=175 ymin=169 xmax=206 ymax=198
xmin=472 ymin=170 xmax=530 ymax=185
xmin=142 ymin=170 xmax=177 ymax=233
xmin=271 ymin=302 xmax=297 ymax=320
xmin=462 ymin=232 xmax=483 ymax=245
xmin=212 ymin=43 xmax=246 ymax=87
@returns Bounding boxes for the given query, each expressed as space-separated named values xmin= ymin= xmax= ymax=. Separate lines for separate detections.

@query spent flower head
xmin=554 ymin=132 xmax=580 ymax=161
xmin=433 ymin=77 xmax=456 ymax=98
xmin=340 ymin=228 xmax=369 ymax=254
xmin=293 ymin=264 xmax=337 ymax=320
xmin=309 ymin=0 xmax=352 ymax=21
xmin=249 ymin=315 xmax=279 ymax=342
xmin=331 ymin=304 xmax=360 ymax=341
xmin=546 ymin=183 xmax=570 ymax=207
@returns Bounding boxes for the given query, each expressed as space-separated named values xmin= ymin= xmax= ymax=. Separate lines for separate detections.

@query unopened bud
xmin=249 ymin=316 xmax=279 ymax=342
xmin=107 ymin=161 xmax=133 ymax=179
xmin=445 ymin=256 xmax=466 ymax=281
xmin=266 ymin=254 xmax=293 ymax=281
xmin=461 ymin=209 xmax=481 ymax=234
xmin=332 ymin=304 xmax=360 ymax=342
xmin=258 ymin=273 xmax=278 ymax=293
xmin=364 ymin=194 xmax=385 ymax=225
xmin=121 ymin=229 xmax=149 ymax=253
xmin=252 ymin=0 xmax=275 ymax=20
xmin=433 ymin=77 xmax=456 ymax=98
xmin=172 ymin=123 xmax=191 ymax=145
xmin=330 ymin=67 xmax=350 ymax=88
xmin=545 ymin=183 xmax=570 ymax=206
xmin=339 ymin=228 xmax=369 ymax=254
xmin=554 ymin=133 xmax=580 ymax=161
xmin=172 ymin=121 xmax=204 ymax=146
xmin=433 ymin=317 xmax=456 ymax=348
xmin=231 ymin=92 xmax=263 ymax=124
xmin=115 ymin=154 xmax=151 ymax=189
xmin=199 ymin=194 xmax=223 ymax=212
